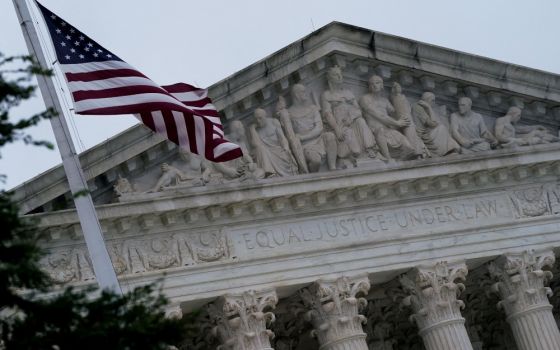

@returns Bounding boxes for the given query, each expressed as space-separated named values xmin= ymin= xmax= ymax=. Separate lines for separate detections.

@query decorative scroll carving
xmin=488 ymin=249 xmax=560 ymax=350
xmin=40 ymin=230 xmax=231 ymax=284
xmin=450 ymin=97 xmax=498 ymax=153
xmin=495 ymin=106 xmax=559 ymax=148
xmin=40 ymin=251 xmax=79 ymax=285
xmin=209 ymin=289 xmax=278 ymax=350
xmin=510 ymin=186 xmax=552 ymax=218
xmin=488 ymin=249 xmax=555 ymax=316
xmin=400 ymin=261 xmax=473 ymax=350
xmin=250 ymin=108 xmax=299 ymax=177
xmin=296 ymin=274 xmax=371 ymax=350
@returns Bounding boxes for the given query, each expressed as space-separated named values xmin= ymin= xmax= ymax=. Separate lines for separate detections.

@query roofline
xmin=12 ymin=21 xmax=560 ymax=213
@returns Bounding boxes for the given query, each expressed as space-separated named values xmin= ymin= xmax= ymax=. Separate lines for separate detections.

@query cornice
xmin=29 ymin=143 xmax=560 ymax=240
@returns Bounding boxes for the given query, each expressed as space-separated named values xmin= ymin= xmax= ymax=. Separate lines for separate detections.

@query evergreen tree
xmin=0 ymin=53 xmax=185 ymax=350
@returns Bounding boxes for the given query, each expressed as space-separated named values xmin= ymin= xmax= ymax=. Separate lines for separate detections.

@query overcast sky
xmin=2 ymin=0 xmax=560 ymax=190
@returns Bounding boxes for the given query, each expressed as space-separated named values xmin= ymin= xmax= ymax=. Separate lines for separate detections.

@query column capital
xmin=210 ymin=288 xmax=278 ymax=350
xmin=488 ymin=249 xmax=555 ymax=317
xmin=400 ymin=261 xmax=468 ymax=331
xmin=487 ymin=249 xmax=560 ymax=350
xmin=400 ymin=261 xmax=473 ymax=350
xmin=298 ymin=274 xmax=370 ymax=350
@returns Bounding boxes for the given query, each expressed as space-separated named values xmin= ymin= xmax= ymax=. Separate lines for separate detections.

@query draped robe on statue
xmin=250 ymin=119 xmax=298 ymax=177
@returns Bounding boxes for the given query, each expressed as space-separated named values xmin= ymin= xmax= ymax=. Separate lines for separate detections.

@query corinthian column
xmin=298 ymin=274 xmax=371 ymax=350
xmin=488 ymin=249 xmax=560 ymax=350
xmin=210 ymin=288 xmax=278 ymax=350
xmin=400 ymin=261 xmax=473 ymax=350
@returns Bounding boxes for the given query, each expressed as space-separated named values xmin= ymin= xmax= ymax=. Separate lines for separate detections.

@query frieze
xmin=39 ymin=229 xmax=231 ymax=284
xmin=508 ymin=183 xmax=560 ymax=218
xmin=107 ymin=63 xmax=560 ymax=205
xmin=226 ymin=183 xmax=560 ymax=259
xmin=229 ymin=193 xmax=514 ymax=259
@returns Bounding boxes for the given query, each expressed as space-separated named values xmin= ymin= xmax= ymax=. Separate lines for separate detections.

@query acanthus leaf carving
xmin=209 ymin=289 xmax=278 ymax=350
xmin=297 ymin=274 xmax=371 ymax=350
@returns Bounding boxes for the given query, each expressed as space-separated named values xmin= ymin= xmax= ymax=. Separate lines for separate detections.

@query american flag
xmin=36 ymin=1 xmax=242 ymax=162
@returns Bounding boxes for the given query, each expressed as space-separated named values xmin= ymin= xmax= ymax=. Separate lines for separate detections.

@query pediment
xmin=14 ymin=21 xmax=560 ymax=215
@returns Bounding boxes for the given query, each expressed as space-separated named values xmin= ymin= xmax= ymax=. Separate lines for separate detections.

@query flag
xmin=36 ymin=1 xmax=242 ymax=162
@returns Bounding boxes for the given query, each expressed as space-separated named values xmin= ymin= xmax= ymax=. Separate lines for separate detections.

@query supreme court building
xmin=13 ymin=22 xmax=560 ymax=350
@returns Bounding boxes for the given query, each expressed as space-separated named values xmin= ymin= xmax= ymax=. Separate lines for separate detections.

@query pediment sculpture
xmin=112 ymin=64 xmax=559 ymax=201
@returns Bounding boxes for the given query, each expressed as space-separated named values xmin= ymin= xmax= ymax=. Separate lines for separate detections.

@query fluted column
xmin=298 ymin=274 xmax=371 ymax=350
xmin=488 ymin=249 xmax=560 ymax=350
xmin=210 ymin=288 xmax=278 ymax=350
xmin=400 ymin=261 xmax=473 ymax=350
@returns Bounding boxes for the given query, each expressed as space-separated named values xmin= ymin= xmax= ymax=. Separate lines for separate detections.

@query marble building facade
xmin=13 ymin=22 xmax=560 ymax=349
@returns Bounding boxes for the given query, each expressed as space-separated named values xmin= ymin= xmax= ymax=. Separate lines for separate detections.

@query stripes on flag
xmin=36 ymin=1 xmax=242 ymax=163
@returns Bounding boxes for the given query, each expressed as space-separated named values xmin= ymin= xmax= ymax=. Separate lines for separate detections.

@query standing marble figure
xmin=321 ymin=66 xmax=378 ymax=163
xmin=250 ymin=108 xmax=299 ymax=177
xmin=284 ymin=84 xmax=337 ymax=172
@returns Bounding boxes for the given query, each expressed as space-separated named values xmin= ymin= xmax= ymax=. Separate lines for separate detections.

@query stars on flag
xmin=44 ymin=11 xmax=121 ymax=64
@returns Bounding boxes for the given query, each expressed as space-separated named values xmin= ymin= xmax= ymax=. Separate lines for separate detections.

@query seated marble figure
xmin=411 ymin=92 xmax=461 ymax=157
xmin=450 ymin=97 xmax=498 ymax=153
xmin=250 ymin=108 xmax=299 ymax=177
xmin=495 ymin=106 xmax=559 ymax=148
xmin=359 ymin=75 xmax=418 ymax=161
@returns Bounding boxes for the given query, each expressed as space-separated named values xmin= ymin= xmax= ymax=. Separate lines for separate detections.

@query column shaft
xmin=508 ymin=305 xmax=560 ymax=350
xmin=420 ymin=319 xmax=473 ymax=350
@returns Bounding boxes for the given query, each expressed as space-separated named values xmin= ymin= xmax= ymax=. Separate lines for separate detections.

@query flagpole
xmin=12 ymin=0 xmax=122 ymax=294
